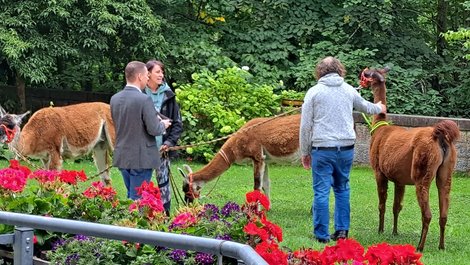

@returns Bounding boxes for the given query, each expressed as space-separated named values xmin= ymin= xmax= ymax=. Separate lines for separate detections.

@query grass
xmin=2 ymin=158 xmax=470 ymax=264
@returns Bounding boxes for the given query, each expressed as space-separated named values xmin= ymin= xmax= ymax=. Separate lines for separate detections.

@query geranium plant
xmin=0 ymin=160 xmax=424 ymax=265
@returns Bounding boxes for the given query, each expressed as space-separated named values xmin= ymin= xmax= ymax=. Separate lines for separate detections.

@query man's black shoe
xmin=315 ymin=237 xmax=330 ymax=244
xmin=331 ymin=230 xmax=348 ymax=241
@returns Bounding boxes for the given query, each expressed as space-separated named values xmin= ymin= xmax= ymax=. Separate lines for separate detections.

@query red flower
xmin=335 ymin=238 xmax=365 ymax=263
xmin=243 ymin=222 xmax=269 ymax=241
xmin=9 ymin=160 xmax=31 ymax=177
xmin=261 ymin=216 xmax=283 ymax=242
xmin=83 ymin=181 xmax=117 ymax=201
xmin=169 ymin=212 xmax=198 ymax=229
xmin=245 ymin=190 xmax=270 ymax=210
xmin=136 ymin=181 xmax=161 ymax=198
xmin=58 ymin=170 xmax=87 ymax=185
xmin=293 ymin=248 xmax=322 ymax=265
xmin=254 ymin=241 xmax=287 ymax=265
xmin=129 ymin=182 xmax=165 ymax=220
xmin=31 ymin=169 xmax=58 ymax=183
xmin=0 ymin=168 xmax=28 ymax=192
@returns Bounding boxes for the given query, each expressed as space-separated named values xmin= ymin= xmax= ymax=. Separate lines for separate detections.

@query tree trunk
xmin=16 ymin=74 xmax=26 ymax=112
xmin=436 ymin=0 xmax=448 ymax=57
xmin=431 ymin=0 xmax=448 ymax=92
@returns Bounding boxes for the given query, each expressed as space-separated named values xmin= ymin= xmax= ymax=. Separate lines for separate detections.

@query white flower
xmin=241 ymin=66 xmax=250 ymax=71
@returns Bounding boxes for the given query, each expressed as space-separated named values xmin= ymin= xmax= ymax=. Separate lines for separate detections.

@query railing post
xmin=13 ymin=227 xmax=34 ymax=265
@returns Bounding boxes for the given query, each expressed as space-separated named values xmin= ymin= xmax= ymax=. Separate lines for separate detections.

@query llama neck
xmin=192 ymin=148 xmax=234 ymax=182
xmin=372 ymin=83 xmax=387 ymax=123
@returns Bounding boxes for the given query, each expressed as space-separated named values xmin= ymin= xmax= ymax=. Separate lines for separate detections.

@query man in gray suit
xmin=110 ymin=61 xmax=171 ymax=200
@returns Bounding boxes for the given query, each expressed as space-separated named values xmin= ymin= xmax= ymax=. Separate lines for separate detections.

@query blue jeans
xmin=119 ymin=168 xmax=153 ymax=200
xmin=311 ymin=147 xmax=354 ymax=240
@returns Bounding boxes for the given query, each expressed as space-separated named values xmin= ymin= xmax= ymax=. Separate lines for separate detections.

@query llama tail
xmin=432 ymin=120 xmax=460 ymax=144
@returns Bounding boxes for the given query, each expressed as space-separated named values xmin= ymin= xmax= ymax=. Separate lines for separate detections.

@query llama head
xmin=179 ymin=164 xmax=204 ymax=204
xmin=0 ymin=106 xmax=30 ymax=143
xmin=360 ymin=67 xmax=390 ymax=88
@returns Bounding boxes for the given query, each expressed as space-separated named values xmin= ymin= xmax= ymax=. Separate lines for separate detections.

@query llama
xmin=361 ymin=67 xmax=460 ymax=251
xmin=180 ymin=114 xmax=301 ymax=203
xmin=0 ymin=102 xmax=115 ymax=184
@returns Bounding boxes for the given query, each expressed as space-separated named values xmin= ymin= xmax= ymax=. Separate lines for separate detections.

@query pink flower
xmin=0 ymin=168 xmax=27 ymax=192
xmin=170 ymin=212 xmax=198 ymax=229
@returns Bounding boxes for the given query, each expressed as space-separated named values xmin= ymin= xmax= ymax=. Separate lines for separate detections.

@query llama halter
xmin=0 ymin=124 xmax=16 ymax=143
xmin=185 ymin=173 xmax=200 ymax=200
xmin=359 ymin=67 xmax=374 ymax=88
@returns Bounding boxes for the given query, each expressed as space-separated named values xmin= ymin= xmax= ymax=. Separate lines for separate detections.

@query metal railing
xmin=0 ymin=211 xmax=268 ymax=265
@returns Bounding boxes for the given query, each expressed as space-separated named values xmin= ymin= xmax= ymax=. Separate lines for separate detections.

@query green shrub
xmin=176 ymin=67 xmax=281 ymax=161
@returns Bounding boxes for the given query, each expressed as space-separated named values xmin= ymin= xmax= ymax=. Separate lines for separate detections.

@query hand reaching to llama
xmin=376 ymin=101 xmax=387 ymax=113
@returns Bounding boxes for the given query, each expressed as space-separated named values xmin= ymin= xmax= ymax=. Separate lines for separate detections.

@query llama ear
xmin=12 ymin=111 xmax=31 ymax=125
xmin=180 ymin=164 xmax=194 ymax=183
xmin=183 ymin=164 xmax=193 ymax=174
xmin=178 ymin=167 xmax=189 ymax=184
xmin=0 ymin=105 xmax=6 ymax=118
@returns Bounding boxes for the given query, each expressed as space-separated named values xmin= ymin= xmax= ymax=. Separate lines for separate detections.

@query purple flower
xmin=221 ymin=202 xmax=240 ymax=216
xmin=51 ymin=238 xmax=66 ymax=251
xmin=209 ymin=214 xmax=220 ymax=222
xmin=65 ymin=253 xmax=80 ymax=265
xmin=195 ymin=252 xmax=214 ymax=265
xmin=215 ymin=234 xmax=232 ymax=241
xmin=169 ymin=249 xmax=187 ymax=263
xmin=73 ymin=234 xmax=90 ymax=241
xmin=156 ymin=245 xmax=168 ymax=252
xmin=203 ymin=204 xmax=219 ymax=214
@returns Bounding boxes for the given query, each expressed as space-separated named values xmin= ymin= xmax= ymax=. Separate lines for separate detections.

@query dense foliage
xmin=1 ymin=0 xmax=469 ymax=116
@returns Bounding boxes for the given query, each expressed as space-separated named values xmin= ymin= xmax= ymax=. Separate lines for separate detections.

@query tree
xmin=0 ymin=0 xmax=167 ymax=111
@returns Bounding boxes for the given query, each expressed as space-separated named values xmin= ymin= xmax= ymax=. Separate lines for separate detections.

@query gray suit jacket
xmin=110 ymin=86 xmax=166 ymax=169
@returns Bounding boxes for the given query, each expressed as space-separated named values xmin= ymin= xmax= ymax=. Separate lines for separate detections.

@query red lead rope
xmin=0 ymin=124 xmax=16 ymax=143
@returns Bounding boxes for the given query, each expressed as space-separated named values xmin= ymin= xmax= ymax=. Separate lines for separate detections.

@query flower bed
xmin=0 ymin=160 xmax=423 ymax=264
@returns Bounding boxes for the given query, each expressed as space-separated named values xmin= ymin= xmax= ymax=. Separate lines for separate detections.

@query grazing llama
xmin=180 ymin=114 xmax=301 ymax=203
xmin=361 ymin=67 xmax=460 ymax=251
xmin=0 ymin=102 xmax=115 ymax=184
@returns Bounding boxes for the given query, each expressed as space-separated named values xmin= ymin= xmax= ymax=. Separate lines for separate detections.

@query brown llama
xmin=0 ymin=102 xmax=115 ymax=184
xmin=361 ymin=67 xmax=460 ymax=251
xmin=180 ymin=114 xmax=301 ymax=203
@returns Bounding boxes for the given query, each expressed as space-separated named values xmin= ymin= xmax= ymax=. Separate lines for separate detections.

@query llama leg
xmin=436 ymin=166 xmax=453 ymax=250
xmin=253 ymin=155 xmax=271 ymax=209
xmin=40 ymin=155 xmax=50 ymax=169
xmin=252 ymin=159 xmax=262 ymax=192
xmin=261 ymin=164 xmax=270 ymax=201
xmin=376 ymin=173 xmax=388 ymax=233
xmin=392 ymin=184 xmax=405 ymax=235
xmin=415 ymin=184 xmax=432 ymax=252
xmin=48 ymin=150 xmax=63 ymax=170
xmin=93 ymin=143 xmax=112 ymax=185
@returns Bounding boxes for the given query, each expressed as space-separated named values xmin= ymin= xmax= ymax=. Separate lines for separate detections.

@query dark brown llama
xmin=361 ymin=67 xmax=460 ymax=251
xmin=180 ymin=114 xmax=301 ymax=203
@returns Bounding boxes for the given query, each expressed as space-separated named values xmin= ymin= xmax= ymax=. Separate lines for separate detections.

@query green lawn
xmin=2 ymin=158 xmax=470 ymax=264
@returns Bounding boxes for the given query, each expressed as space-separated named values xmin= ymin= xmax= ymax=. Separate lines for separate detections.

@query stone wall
xmin=352 ymin=112 xmax=470 ymax=173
